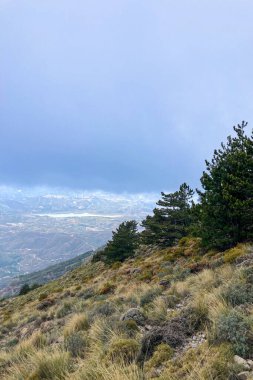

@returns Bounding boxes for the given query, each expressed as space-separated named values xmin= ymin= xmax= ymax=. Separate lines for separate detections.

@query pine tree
xmin=198 ymin=121 xmax=253 ymax=249
xmin=141 ymin=183 xmax=194 ymax=247
xmin=19 ymin=283 xmax=30 ymax=295
xmin=102 ymin=220 xmax=139 ymax=263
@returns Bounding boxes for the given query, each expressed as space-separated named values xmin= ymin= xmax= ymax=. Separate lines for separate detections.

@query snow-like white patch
xmin=36 ymin=212 xmax=123 ymax=218
xmin=43 ymin=194 xmax=67 ymax=199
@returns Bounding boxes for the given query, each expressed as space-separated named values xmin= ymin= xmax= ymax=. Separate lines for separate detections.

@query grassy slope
xmin=0 ymin=239 xmax=252 ymax=379
xmin=10 ymin=250 xmax=94 ymax=293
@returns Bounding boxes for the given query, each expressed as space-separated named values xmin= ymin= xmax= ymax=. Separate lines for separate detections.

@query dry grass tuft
xmin=64 ymin=313 xmax=89 ymax=337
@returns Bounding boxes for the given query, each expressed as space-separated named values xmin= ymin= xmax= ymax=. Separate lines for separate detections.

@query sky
xmin=0 ymin=0 xmax=252 ymax=193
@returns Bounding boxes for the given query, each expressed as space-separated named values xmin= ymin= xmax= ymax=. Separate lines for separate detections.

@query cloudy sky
xmin=0 ymin=0 xmax=252 ymax=192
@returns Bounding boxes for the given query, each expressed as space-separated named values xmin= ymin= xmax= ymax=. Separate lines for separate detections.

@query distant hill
xmin=0 ymin=187 xmax=155 ymax=283
xmin=1 ymin=249 xmax=96 ymax=297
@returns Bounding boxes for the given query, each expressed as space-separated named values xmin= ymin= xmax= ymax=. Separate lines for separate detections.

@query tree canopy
xmin=141 ymin=183 xmax=194 ymax=247
xmin=96 ymin=220 xmax=139 ymax=263
xmin=198 ymin=121 xmax=253 ymax=249
xmin=93 ymin=122 xmax=253 ymax=260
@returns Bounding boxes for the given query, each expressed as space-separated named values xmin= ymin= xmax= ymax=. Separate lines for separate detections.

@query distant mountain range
xmin=0 ymin=186 xmax=156 ymax=291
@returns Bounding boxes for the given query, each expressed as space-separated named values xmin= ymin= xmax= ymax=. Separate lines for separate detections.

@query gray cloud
xmin=0 ymin=0 xmax=252 ymax=192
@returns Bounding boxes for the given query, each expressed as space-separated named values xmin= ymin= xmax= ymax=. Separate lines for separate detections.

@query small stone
xmin=150 ymin=369 xmax=159 ymax=378
xmin=247 ymin=360 xmax=253 ymax=369
xmin=150 ymin=366 xmax=163 ymax=378
xmin=120 ymin=308 xmax=145 ymax=325
xmin=131 ymin=267 xmax=141 ymax=274
xmin=237 ymin=371 xmax=251 ymax=380
xmin=234 ymin=355 xmax=250 ymax=368
xmin=55 ymin=336 xmax=64 ymax=344
xmin=159 ymin=279 xmax=170 ymax=287
xmin=37 ymin=298 xmax=55 ymax=310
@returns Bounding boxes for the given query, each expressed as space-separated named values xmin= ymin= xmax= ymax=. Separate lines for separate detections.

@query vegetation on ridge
xmin=141 ymin=183 xmax=194 ymax=248
xmin=141 ymin=121 xmax=253 ymax=252
xmin=92 ymin=221 xmax=139 ymax=264
xmin=198 ymin=121 xmax=253 ymax=249
xmin=94 ymin=122 xmax=253 ymax=265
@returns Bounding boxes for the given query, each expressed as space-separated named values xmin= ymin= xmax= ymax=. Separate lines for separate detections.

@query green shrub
xmin=38 ymin=292 xmax=48 ymax=301
xmin=140 ymin=288 xmax=162 ymax=307
xmin=19 ymin=283 xmax=40 ymax=296
xmin=181 ymin=305 xmax=208 ymax=332
xmin=6 ymin=337 xmax=19 ymax=348
xmin=56 ymin=302 xmax=73 ymax=318
xmin=159 ymin=343 xmax=238 ymax=380
xmin=88 ymin=301 xmax=116 ymax=321
xmin=244 ymin=267 xmax=253 ymax=283
xmin=222 ymin=282 xmax=253 ymax=307
xmin=94 ymin=295 xmax=107 ymax=302
xmin=177 ymin=237 xmax=202 ymax=256
xmin=172 ymin=266 xmax=191 ymax=280
xmin=19 ymin=284 xmax=31 ymax=295
xmin=223 ymin=246 xmax=245 ymax=263
xmin=138 ymin=270 xmax=153 ymax=281
xmin=111 ymin=262 xmax=122 ymax=269
xmin=117 ymin=319 xmax=139 ymax=338
xmin=64 ymin=332 xmax=89 ymax=358
xmin=107 ymin=338 xmax=140 ymax=363
xmin=53 ymin=287 xmax=63 ymax=293
xmin=145 ymin=343 xmax=174 ymax=369
xmin=91 ymin=250 xmax=106 ymax=263
xmin=78 ymin=287 xmax=95 ymax=300
xmin=165 ymin=294 xmax=181 ymax=308
xmin=214 ymin=310 xmax=253 ymax=357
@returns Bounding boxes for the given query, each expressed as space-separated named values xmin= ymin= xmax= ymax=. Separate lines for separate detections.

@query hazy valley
xmin=0 ymin=187 xmax=156 ymax=292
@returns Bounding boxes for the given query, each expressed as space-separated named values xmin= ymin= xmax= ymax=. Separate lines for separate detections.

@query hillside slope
xmin=2 ymin=249 xmax=94 ymax=298
xmin=0 ymin=239 xmax=252 ymax=379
